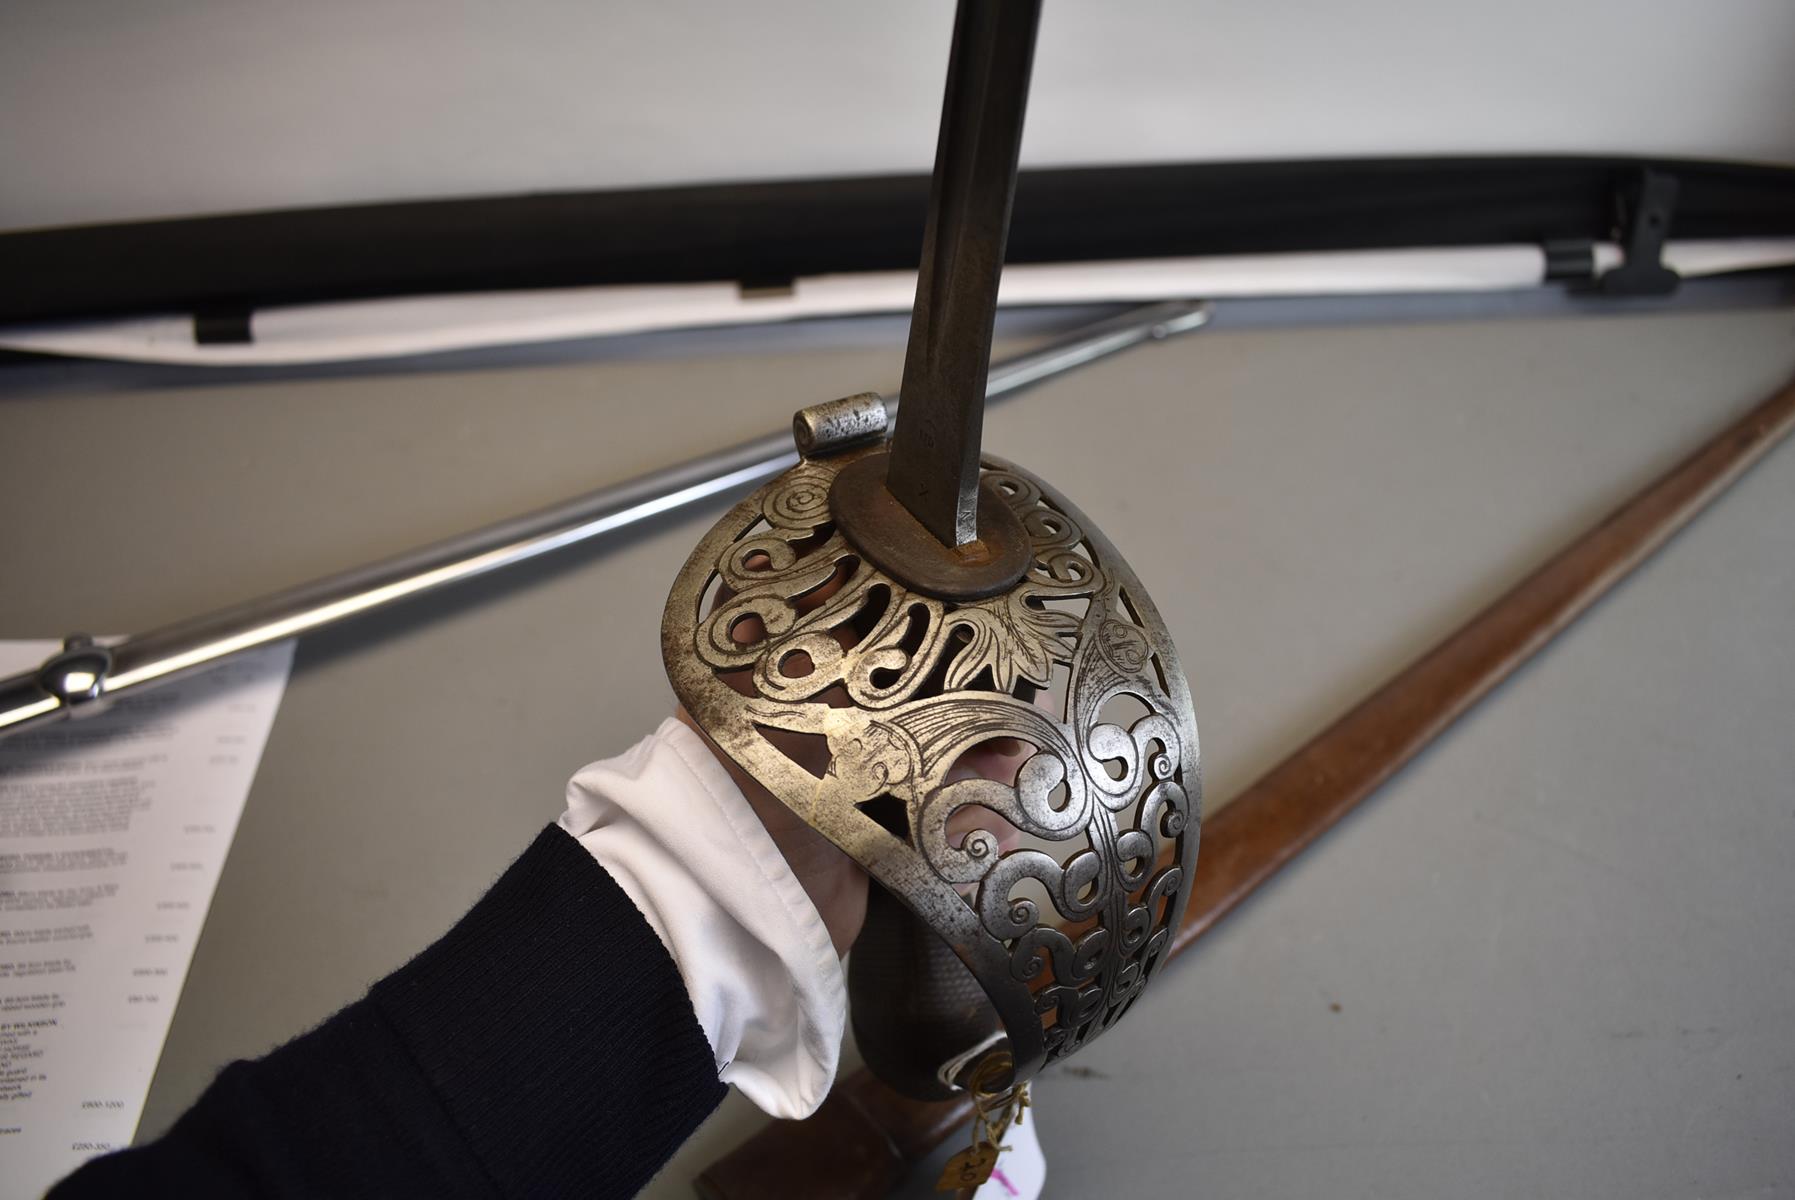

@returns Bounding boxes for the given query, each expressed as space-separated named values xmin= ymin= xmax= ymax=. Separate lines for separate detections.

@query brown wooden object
xmin=695 ymin=378 xmax=1795 ymax=1200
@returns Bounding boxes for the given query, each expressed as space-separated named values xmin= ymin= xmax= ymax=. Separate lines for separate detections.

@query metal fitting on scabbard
xmin=661 ymin=395 xmax=1202 ymax=1097
xmin=37 ymin=635 xmax=114 ymax=718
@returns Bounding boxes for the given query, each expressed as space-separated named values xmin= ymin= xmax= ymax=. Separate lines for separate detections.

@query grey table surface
xmin=3 ymin=303 xmax=1792 ymax=1198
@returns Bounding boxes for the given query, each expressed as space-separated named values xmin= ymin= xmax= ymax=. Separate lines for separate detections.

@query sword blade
xmin=884 ymin=0 xmax=1042 ymax=547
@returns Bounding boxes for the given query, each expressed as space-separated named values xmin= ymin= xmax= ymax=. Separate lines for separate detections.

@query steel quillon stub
xmin=661 ymin=391 xmax=1202 ymax=1098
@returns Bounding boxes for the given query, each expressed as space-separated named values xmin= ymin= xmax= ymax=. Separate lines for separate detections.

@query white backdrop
xmin=2 ymin=0 xmax=1793 ymax=232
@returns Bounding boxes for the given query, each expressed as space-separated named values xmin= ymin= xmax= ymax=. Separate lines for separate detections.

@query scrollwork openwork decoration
xmin=663 ymin=444 xmax=1200 ymax=1085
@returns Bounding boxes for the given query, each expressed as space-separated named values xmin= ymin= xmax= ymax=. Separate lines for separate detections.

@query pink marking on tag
xmin=991 ymin=1167 xmax=1020 ymax=1197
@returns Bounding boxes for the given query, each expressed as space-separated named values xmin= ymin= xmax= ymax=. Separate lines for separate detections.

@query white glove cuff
xmin=558 ymin=718 xmax=846 ymax=1119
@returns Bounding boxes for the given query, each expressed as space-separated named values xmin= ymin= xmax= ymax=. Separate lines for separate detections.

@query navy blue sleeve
xmin=49 ymin=825 xmax=728 ymax=1199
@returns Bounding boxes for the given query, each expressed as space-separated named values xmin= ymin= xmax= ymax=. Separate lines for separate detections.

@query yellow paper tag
xmin=937 ymin=1144 xmax=1000 ymax=1191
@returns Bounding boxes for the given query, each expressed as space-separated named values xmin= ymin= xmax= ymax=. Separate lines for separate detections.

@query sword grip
xmin=848 ymin=883 xmax=1002 ymax=1101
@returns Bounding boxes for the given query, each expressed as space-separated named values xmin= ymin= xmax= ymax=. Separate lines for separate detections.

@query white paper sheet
xmin=12 ymin=239 xmax=1795 ymax=368
xmin=973 ymin=1110 xmax=1047 ymax=1200
xmin=0 ymin=642 xmax=293 ymax=1197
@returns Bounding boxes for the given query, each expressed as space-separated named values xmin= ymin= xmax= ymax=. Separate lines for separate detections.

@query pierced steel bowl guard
xmin=662 ymin=396 xmax=1200 ymax=1092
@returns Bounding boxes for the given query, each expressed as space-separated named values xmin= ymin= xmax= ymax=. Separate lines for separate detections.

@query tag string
xmin=967 ymin=1050 xmax=1030 ymax=1153
xmin=939 ymin=1049 xmax=1032 ymax=1196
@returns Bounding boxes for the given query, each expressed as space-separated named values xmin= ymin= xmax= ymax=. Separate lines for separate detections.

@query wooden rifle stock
xmin=695 ymin=377 xmax=1795 ymax=1200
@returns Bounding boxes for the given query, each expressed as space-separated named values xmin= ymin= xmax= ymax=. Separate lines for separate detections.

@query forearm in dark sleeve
xmin=49 ymin=825 xmax=727 ymax=1199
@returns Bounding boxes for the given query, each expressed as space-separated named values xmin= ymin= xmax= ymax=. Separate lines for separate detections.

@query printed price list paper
xmin=0 ymin=642 xmax=293 ymax=1197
